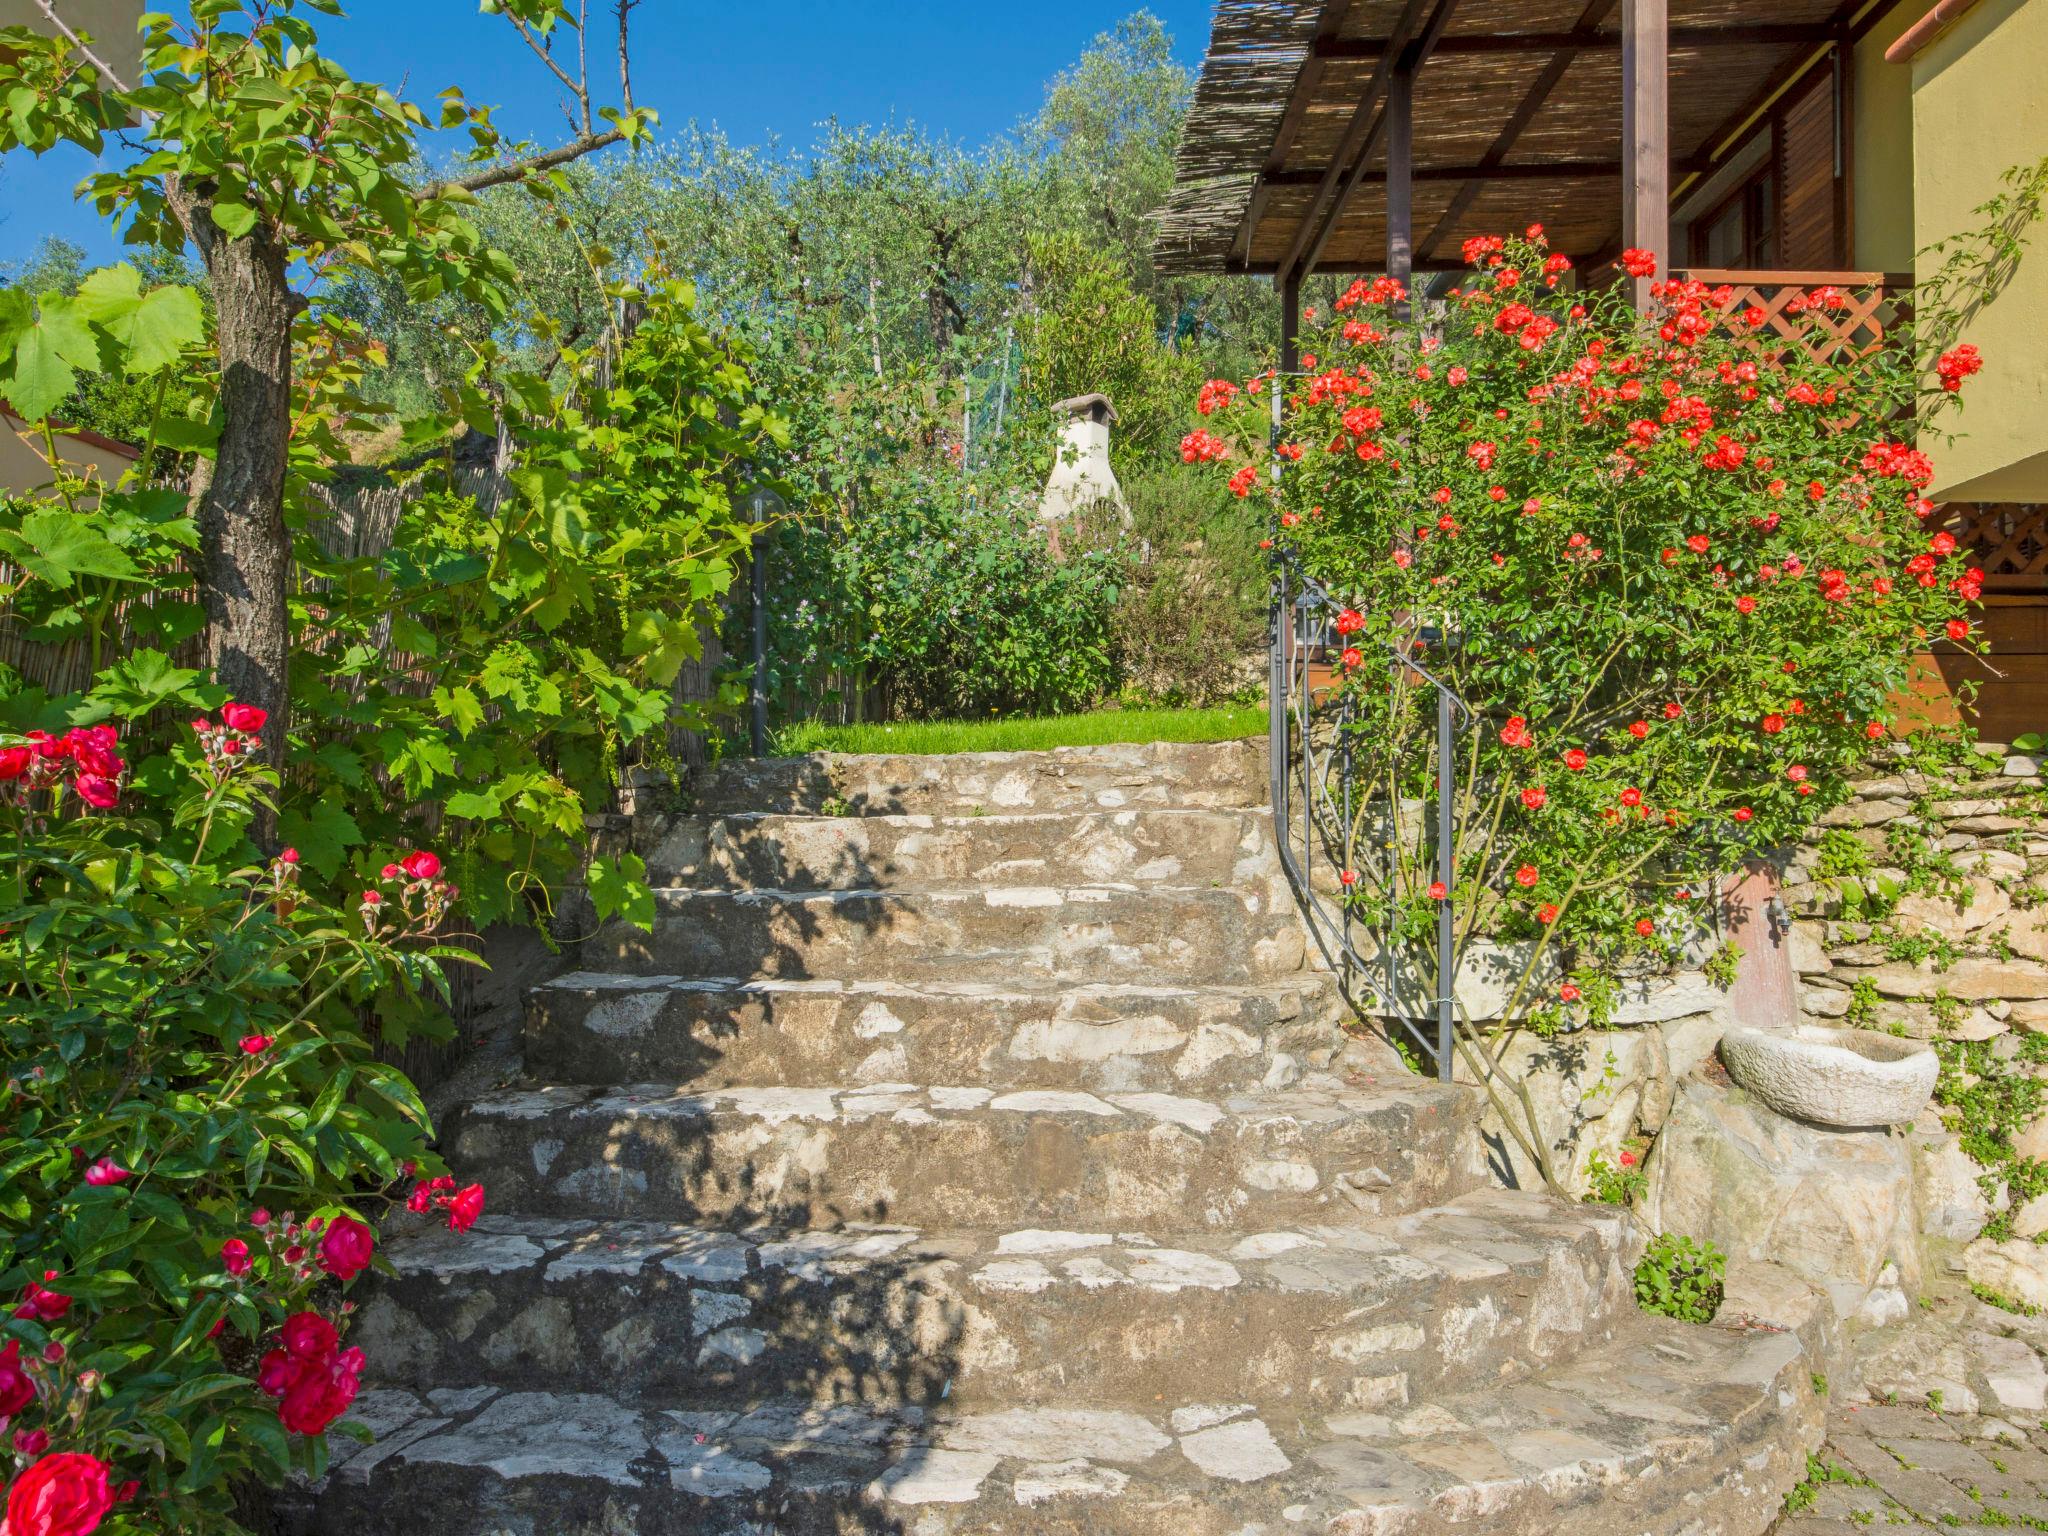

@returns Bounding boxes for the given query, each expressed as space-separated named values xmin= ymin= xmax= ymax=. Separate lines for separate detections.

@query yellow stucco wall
xmin=1852 ymin=3 xmax=1917 ymax=273
xmin=1910 ymin=0 xmax=2048 ymax=501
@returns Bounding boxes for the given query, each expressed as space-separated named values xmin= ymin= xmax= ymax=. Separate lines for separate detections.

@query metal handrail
xmin=1267 ymin=548 xmax=1472 ymax=1081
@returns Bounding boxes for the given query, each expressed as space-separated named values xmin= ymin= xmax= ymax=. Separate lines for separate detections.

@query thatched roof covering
xmin=1156 ymin=0 xmax=1879 ymax=277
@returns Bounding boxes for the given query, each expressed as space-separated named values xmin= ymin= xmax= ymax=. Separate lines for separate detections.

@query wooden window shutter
xmin=1777 ymin=68 xmax=1842 ymax=267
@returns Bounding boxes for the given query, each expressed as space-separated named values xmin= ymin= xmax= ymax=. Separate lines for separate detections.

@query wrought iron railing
xmin=1268 ymin=549 xmax=1470 ymax=1081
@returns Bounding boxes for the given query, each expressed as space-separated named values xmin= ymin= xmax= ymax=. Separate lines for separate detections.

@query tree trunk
xmin=193 ymin=221 xmax=295 ymax=774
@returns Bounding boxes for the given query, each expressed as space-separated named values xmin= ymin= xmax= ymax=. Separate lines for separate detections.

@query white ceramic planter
xmin=1719 ymin=1024 xmax=1938 ymax=1128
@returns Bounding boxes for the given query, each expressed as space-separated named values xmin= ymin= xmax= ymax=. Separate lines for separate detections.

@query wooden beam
xmin=1387 ymin=66 xmax=1414 ymax=310
xmin=1288 ymin=0 xmax=1463 ymax=281
xmin=1622 ymin=0 xmax=1670 ymax=307
xmin=1272 ymin=0 xmax=1434 ymax=283
xmin=1228 ymin=0 xmax=1357 ymax=270
xmin=1313 ymin=21 xmax=1836 ymax=58
xmin=1265 ymin=160 xmax=1641 ymax=187
xmin=1416 ymin=0 xmax=1619 ymax=262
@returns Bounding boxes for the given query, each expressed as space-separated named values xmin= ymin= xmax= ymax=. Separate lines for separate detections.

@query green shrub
xmin=1634 ymin=1232 xmax=1726 ymax=1323
xmin=1107 ymin=469 xmax=1269 ymax=707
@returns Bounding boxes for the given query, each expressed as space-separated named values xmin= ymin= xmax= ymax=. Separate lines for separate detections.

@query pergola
xmin=1155 ymin=0 xmax=1891 ymax=311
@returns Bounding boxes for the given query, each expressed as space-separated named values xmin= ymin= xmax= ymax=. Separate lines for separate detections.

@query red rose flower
xmin=1620 ymin=248 xmax=1657 ymax=279
xmin=1500 ymin=716 xmax=1532 ymax=749
xmin=222 ymin=1239 xmax=252 ymax=1277
xmin=1760 ymin=714 xmax=1785 ymax=735
xmin=6 ymin=1453 xmax=113 ymax=1536
xmin=220 ymin=702 xmax=268 ymax=734
xmin=1733 ymin=807 xmax=1754 ymax=823
xmin=1865 ymin=721 xmax=1887 ymax=740
xmin=1946 ymin=619 xmax=1970 ymax=642
xmin=239 ymin=1035 xmax=273 ymax=1056
xmin=1619 ymin=788 xmax=1642 ymax=808
xmin=1337 ymin=869 xmax=1358 ymax=888
xmin=278 ymin=1357 xmax=360 ymax=1436
xmin=81 ymin=1157 xmax=128 ymax=1187
xmin=1536 ymin=903 xmax=1558 ymax=925
xmin=398 ymin=850 xmax=441 ymax=882
xmin=0 ymin=747 xmax=28 ymax=780
xmin=0 ymin=1340 xmax=34 ymax=1417
xmin=1520 ymin=786 xmax=1547 ymax=810
xmin=1559 ymin=982 xmax=1582 ymax=1002
xmin=1787 ymin=764 xmax=1808 ymax=782
xmin=1513 ymin=864 xmax=1539 ymax=888
xmin=282 ymin=1312 xmax=339 ymax=1362
xmin=447 ymin=1184 xmax=486 ymax=1234
xmin=1663 ymin=702 xmax=1682 ymax=719
xmin=1635 ymin=918 xmax=1655 ymax=937
xmin=19 ymin=1273 xmax=69 ymax=1323
xmin=1563 ymin=749 xmax=1588 ymax=771
xmin=318 ymin=1217 xmax=375 ymax=1283
xmin=71 ymin=776 xmax=118 ymax=811
xmin=1427 ymin=882 xmax=1448 ymax=901
xmin=1628 ymin=720 xmax=1648 ymax=739
xmin=1685 ymin=534 xmax=1709 ymax=555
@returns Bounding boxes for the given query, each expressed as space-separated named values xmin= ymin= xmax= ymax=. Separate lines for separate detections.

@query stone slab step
xmin=286 ymin=1315 xmax=1818 ymax=1536
xmin=351 ymin=1190 xmax=1636 ymax=1415
xmin=524 ymin=972 xmax=1345 ymax=1093
xmin=641 ymin=807 xmax=1277 ymax=890
xmin=581 ymin=883 xmax=1307 ymax=986
xmin=689 ymin=737 xmax=1267 ymax=818
xmin=446 ymin=1073 xmax=1484 ymax=1230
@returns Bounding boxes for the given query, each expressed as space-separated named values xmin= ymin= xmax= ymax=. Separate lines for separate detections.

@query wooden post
xmin=1280 ymin=270 xmax=1302 ymax=375
xmin=1621 ymin=0 xmax=1669 ymax=310
xmin=1387 ymin=66 xmax=1414 ymax=316
xmin=1276 ymin=270 xmax=1302 ymax=442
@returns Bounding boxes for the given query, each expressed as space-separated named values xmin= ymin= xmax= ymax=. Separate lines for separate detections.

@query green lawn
xmin=772 ymin=705 xmax=1269 ymax=757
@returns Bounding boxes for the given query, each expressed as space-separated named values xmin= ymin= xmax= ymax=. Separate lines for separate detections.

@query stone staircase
xmin=292 ymin=739 xmax=1821 ymax=1535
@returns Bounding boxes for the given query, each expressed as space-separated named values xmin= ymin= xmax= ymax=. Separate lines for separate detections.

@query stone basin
xmin=1718 ymin=1024 xmax=1938 ymax=1128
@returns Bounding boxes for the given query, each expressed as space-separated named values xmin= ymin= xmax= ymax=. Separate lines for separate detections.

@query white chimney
xmin=1039 ymin=393 xmax=1127 ymax=525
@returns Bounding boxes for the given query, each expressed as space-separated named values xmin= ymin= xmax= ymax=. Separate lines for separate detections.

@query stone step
xmin=350 ymin=1190 xmax=1637 ymax=1416
xmin=288 ymin=1315 xmax=1818 ymax=1536
xmin=446 ymin=1073 xmax=1484 ymax=1230
xmin=524 ymin=972 xmax=1345 ymax=1093
xmin=641 ymin=807 xmax=1277 ymax=890
xmin=581 ymin=883 xmax=1307 ymax=986
xmin=689 ymin=737 xmax=1267 ymax=817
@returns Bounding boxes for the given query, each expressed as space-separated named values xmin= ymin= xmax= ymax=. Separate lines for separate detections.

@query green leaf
xmin=74 ymin=265 xmax=206 ymax=374
xmin=276 ymin=796 xmax=364 ymax=880
xmin=209 ymin=198 xmax=258 ymax=238
xmin=587 ymin=852 xmax=655 ymax=931
xmin=90 ymin=648 xmax=211 ymax=718
xmin=0 ymin=509 xmax=142 ymax=587
xmin=2 ymin=292 xmax=102 ymax=420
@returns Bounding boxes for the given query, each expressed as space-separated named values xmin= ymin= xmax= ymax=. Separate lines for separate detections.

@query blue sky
xmin=0 ymin=0 xmax=1217 ymax=270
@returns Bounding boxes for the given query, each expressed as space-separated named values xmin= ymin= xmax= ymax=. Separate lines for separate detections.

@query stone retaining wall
xmin=1474 ymin=741 xmax=2048 ymax=1329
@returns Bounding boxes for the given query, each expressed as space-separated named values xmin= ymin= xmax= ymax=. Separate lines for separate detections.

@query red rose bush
xmin=1190 ymin=231 xmax=1984 ymax=1185
xmin=0 ymin=708 xmax=489 ymax=1529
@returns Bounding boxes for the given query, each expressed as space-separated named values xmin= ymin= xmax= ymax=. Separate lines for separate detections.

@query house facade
xmin=1157 ymin=0 xmax=2048 ymax=739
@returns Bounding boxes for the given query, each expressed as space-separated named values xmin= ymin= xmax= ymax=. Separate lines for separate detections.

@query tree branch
xmin=616 ymin=0 xmax=638 ymax=115
xmin=421 ymin=128 xmax=625 ymax=198
xmin=504 ymin=10 xmax=589 ymax=136
xmin=34 ymin=0 xmax=133 ymax=94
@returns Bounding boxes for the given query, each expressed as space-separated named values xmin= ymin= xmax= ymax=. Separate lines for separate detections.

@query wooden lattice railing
xmin=1942 ymin=502 xmax=2048 ymax=591
xmin=1676 ymin=267 xmax=1916 ymax=372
